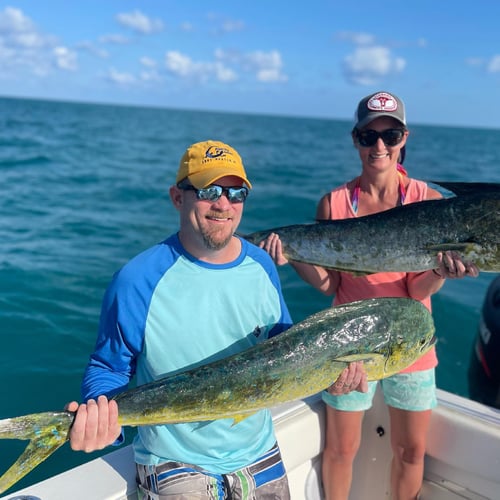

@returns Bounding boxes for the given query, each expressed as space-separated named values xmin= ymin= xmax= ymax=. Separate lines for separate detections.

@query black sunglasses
xmin=355 ymin=128 xmax=405 ymax=148
xmin=178 ymin=183 xmax=249 ymax=203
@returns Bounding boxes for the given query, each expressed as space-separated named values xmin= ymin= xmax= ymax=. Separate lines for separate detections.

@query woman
xmin=262 ymin=91 xmax=479 ymax=500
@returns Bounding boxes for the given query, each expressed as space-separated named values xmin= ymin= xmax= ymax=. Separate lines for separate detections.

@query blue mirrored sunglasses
xmin=178 ymin=183 xmax=249 ymax=203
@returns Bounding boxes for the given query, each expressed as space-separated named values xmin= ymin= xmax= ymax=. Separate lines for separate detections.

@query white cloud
xmin=215 ymin=48 xmax=288 ymax=82
xmin=243 ymin=50 xmax=288 ymax=82
xmin=206 ymin=13 xmax=245 ymax=36
xmin=487 ymin=55 xmax=500 ymax=73
xmin=180 ymin=22 xmax=194 ymax=33
xmin=0 ymin=7 xmax=53 ymax=48
xmin=140 ymin=69 xmax=161 ymax=83
xmin=77 ymin=41 xmax=109 ymax=58
xmin=334 ymin=30 xmax=414 ymax=85
xmin=255 ymin=68 xmax=283 ymax=83
xmin=214 ymin=62 xmax=237 ymax=82
xmin=53 ymin=46 xmax=78 ymax=70
xmin=0 ymin=6 xmax=286 ymax=92
xmin=107 ymin=67 xmax=136 ymax=85
xmin=343 ymin=46 xmax=406 ymax=85
xmin=140 ymin=56 xmax=157 ymax=68
xmin=464 ymin=55 xmax=500 ymax=74
xmin=0 ymin=6 xmax=30 ymax=30
xmin=0 ymin=7 xmax=75 ymax=76
xmin=214 ymin=48 xmax=240 ymax=64
xmin=336 ymin=31 xmax=375 ymax=46
xmin=465 ymin=57 xmax=484 ymax=67
xmin=220 ymin=20 xmax=245 ymax=33
xmin=99 ymin=34 xmax=130 ymax=45
xmin=164 ymin=50 xmax=237 ymax=83
xmin=116 ymin=10 xmax=164 ymax=34
xmin=165 ymin=51 xmax=200 ymax=78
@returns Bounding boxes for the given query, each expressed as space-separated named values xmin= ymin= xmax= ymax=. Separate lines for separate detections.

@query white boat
xmin=2 ymin=386 xmax=499 ymax=500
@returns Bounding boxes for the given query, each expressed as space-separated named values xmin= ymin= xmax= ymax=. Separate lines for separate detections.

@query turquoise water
xmin=0 ymin=96 xmax=499 ymax=492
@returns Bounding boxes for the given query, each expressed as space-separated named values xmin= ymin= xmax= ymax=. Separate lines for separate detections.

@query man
xmin=67 ymin=140 xmax=365 ymax=499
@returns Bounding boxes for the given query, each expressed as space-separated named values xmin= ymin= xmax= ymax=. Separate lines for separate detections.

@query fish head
xmin=382 ymin=325 xmax=436 ymax=377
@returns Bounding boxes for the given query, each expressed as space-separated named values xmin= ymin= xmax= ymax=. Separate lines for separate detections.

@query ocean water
xmin=0 ymin=96 xmax=499 ymax=493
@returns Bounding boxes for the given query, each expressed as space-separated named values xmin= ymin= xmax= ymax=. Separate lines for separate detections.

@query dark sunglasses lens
xmin=381 ymin=129 xmax=404 ymax=146
xmin=357 ymin=130 xmax=379 ymax=147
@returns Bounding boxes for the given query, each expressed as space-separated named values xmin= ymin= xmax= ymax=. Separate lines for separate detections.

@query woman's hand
xmin=435 ymin=251 xmax=479 ymax=279
xmin=259 ymin=232 xmax=289 ymax=266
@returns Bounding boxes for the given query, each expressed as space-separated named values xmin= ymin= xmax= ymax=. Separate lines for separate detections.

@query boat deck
xmin=2 ymin=388 xmax=500 ymax=500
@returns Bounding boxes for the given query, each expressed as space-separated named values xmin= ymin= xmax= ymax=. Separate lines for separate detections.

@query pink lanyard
xmin=351 ymin=164 xmax=407 ymax=214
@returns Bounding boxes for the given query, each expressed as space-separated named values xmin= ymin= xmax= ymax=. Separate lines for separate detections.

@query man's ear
xmin=170 ymin=185 xmax=183 ymax=208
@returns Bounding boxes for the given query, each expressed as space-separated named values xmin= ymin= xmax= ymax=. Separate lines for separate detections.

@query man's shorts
xmin=322 ymin=369 xmax=437 ymax=412
xmin=136 ymin=442 xmax=290 ymax=499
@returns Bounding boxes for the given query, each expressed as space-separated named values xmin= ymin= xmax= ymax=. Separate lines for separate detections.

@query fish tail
xmin=0 ymin=411 xmax=74 ymax=494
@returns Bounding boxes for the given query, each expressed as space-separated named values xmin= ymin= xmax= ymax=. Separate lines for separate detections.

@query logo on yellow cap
xmin=176 ymin=140 xmax=252 ymax=189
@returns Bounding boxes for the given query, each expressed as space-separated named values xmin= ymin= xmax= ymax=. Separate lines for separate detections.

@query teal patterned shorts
xmin=322 ymin=368 xmax=437 ymax=412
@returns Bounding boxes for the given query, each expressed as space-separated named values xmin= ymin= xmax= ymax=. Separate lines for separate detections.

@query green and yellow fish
xmin=244 ymin=182 xmax=500 ymax=274
xmin=0 ymin=297 xmax=435 ymax=494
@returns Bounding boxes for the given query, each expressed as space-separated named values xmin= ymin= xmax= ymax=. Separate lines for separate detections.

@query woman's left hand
xmin=436 ymin=251 xmax=479 ymax=279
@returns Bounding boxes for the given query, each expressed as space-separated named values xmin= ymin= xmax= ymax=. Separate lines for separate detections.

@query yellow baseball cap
xmin=176 ymin=140 xmax=252 ymax=189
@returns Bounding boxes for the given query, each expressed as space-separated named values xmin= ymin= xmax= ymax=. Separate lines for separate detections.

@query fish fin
xmin=426 ymin=242 xmax=481 ymax=253
xmin=191 ymin=421 xmax=213 ymax=431
xmin=0 ymin=411 xmax=74 ymax=494
xmin=345 ymin=270 xmax=375 ymax=277
xmin=427 ymin=181 xmax=500 ymax=197
xmin=335 ymin=354 xmax=386 ymax=364
xmin=230 ymin=414 xmax=252 ymax=426
xmin=319 ymin=266 xmax=375 ymax=277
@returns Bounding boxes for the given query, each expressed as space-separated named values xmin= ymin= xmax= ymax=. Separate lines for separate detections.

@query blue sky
xmin=1 ymin=1 xmax=499 ymax=129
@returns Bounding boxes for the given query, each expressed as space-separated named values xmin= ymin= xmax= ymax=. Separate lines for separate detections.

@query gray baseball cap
xmin=354 ymin=91 xmax=406 ymax=130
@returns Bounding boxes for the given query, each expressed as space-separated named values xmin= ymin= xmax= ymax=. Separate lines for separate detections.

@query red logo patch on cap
xmin=367 ymin=92 xmax=398 ymax=112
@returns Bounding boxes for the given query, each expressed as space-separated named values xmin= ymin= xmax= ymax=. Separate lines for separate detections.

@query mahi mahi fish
xmin=244 ymin=182 xmax=500 ymax=273
xmin=0 ymin=297 xmax=434 ymax=494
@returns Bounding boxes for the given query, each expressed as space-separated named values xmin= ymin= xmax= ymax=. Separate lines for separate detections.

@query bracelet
xmin=432 ymin=269 xmax=444 ymax=279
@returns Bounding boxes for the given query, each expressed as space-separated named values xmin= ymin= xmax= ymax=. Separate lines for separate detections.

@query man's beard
xmin=201 ymin=227 xmax=233 ymax=250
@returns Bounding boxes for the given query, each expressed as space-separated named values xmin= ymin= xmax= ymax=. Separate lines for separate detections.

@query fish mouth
xmin=422 ymin=334 xmax=437 ymax=352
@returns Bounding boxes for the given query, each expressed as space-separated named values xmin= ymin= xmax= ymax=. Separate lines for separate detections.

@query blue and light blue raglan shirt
xmin=81 ymin=233 xmax=292 ymax=473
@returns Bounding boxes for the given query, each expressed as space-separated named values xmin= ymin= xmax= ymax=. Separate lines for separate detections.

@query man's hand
xmin=66 ymin=395 xmax=121 ymax=452
xmin=327 ymin=361 xmax=368 ymax=396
